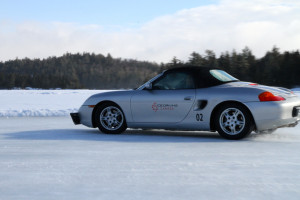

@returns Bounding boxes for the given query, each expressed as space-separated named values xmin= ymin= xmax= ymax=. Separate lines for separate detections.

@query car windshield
xmin=209 ymin=70 xmax=238 ymax=82
xmin=136 ymin=72 xmax=164 ymax=90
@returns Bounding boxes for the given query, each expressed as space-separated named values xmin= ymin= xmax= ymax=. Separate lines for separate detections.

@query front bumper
xmin=75 ymin=105 xmax=94 ymax=128
xmin=70 ymin=113 xmax=81 ymax=125
xmin=70 ymin=105 xmax=94 ymax=127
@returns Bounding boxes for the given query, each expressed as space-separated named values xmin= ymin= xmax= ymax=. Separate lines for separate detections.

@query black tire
xmin=214 ymin=103 xmax=254 ymax=140
xmin=94 ymin=102 xmax=127 ymax=134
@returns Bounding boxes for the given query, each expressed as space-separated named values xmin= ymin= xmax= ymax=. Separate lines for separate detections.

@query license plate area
xmin=292 ymin=106 xmax=300 ymax=117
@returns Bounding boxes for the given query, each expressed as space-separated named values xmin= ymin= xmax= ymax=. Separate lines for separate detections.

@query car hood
xmin=82 ymin=90 xmax=134 ymax=106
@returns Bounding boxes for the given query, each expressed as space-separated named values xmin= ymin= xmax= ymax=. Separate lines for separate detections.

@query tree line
xmin=0 ymin=47 xmax=299 ymax=89
xmin=0 ymin=53 xmax=159 ymax=89
xmin=164 ymin=47 xmax=300 ymax=88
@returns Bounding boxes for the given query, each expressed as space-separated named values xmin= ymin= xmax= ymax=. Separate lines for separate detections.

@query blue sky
xmin=0 ymin=0 xmax=300 ymax=62
xmin=0 ymin=0 xmax=216 ymax=27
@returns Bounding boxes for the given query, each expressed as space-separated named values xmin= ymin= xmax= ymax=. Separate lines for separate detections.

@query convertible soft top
xmin=163 ymin=65 xmax=239 ymax=88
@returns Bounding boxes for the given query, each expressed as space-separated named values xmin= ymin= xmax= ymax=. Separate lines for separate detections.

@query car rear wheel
xmin=95 ymin=103 xmax=127 ymax=134
xmin=215 ymin=103 xmax=254 ymax=140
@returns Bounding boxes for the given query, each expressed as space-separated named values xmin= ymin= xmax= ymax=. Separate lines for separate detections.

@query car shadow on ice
xmin=3 ymin=128 xmax=232 ymax=143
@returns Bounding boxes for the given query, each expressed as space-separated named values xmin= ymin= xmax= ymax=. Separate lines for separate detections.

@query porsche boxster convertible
xmin=71 ymin=66 xmax=300 ymax=139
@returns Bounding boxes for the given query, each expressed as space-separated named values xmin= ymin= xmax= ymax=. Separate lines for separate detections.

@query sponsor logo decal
xmin=152 ymin=102 xmax=178 ymax=112
xmin=152 ymin=102 xmax=159 ymax=112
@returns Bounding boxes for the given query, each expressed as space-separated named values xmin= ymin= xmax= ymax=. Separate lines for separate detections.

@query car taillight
xmin=258 ymin=91 xmax=285 ymax=101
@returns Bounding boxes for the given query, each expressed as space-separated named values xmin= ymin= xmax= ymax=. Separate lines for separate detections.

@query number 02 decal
xmin=196 ymin=113 xmax=203 ymax=121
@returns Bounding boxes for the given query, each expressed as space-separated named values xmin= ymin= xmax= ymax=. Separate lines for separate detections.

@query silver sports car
xmin=71 ymin=66 xmax=300 ymax=139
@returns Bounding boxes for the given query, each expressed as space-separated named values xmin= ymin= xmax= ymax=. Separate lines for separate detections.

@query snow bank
xmin=292 ymin=88 xmax=300 ymax=92
xmin=0 ymin=90 xmax=111 ymax=117
xmin=0 ymin=88 xmax=299 ymax=117
xmin=292 ymin=88 xmax=300 ymax=97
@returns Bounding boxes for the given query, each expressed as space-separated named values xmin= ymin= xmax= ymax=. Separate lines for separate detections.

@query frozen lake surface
xmin=1 ymin=117 xmax=300 ymax=200
xmin=0 ymin=89 xmax=300 ymax=199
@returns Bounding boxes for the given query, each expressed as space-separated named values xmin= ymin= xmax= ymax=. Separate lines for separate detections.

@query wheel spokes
xmin=219 ymin=107 xmax=246 ymax=135
xmin=236 ymin=120 xmax=244 ymax=126
xmin=230 ymin=125 xmax=237 ymax=134
xmin=100 ymin=106 xmax=124 ymax=131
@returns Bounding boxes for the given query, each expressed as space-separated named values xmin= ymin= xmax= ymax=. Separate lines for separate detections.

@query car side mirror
xmin=144 ymin=82 xmax=153 ymax=90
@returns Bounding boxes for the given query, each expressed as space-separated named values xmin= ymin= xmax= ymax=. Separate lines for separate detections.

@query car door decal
xmin=152 ymin=102 xmax=178 ymax=112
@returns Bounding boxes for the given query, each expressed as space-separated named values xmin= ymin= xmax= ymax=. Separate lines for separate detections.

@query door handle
xmin=184 ymin=96 xmax=193 ymax=101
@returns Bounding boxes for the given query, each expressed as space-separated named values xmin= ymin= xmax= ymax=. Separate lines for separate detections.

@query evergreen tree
xmin=0 ymin=48 xmax=300 ymax=89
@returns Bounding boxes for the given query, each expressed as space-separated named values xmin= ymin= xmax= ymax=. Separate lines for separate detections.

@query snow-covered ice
xmin=0 ymin=89 xmax=300 ymax=200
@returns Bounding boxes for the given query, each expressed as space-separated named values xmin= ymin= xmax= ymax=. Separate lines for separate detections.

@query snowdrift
xmin=0 ymin=89 xmax=299 ymax=117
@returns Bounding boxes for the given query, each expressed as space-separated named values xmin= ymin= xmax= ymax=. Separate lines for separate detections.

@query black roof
xmin=164 ymin=65 xmax=226 ymax=88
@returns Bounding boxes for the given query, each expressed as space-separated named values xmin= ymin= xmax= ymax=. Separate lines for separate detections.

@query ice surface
xmin=0 ymin=117 xmax=300 ymax=200
xmin=0 ymin=89 xmax=300 ymax=199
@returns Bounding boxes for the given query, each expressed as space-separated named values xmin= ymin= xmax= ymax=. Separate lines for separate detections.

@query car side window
xmin=152 ymin=71 xmax=195 ymax=90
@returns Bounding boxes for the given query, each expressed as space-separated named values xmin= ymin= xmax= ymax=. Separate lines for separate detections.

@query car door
xmin=131 ymin=71 xmax=196 ymax=123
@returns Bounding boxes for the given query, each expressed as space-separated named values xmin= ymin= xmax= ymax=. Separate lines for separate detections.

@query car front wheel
xmin=95 ymin=103 xmax=127 ymax=134
xmin=215 ymin=103 xmax=254 ymax=140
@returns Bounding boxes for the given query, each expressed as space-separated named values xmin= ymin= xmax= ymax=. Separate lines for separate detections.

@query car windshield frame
xmin=137 ymin=72 xmax=164 ymax=90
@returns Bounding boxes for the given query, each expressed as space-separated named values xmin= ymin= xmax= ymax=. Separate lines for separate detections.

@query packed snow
xmin=0 ymin=89 xmax=300 ymax=200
